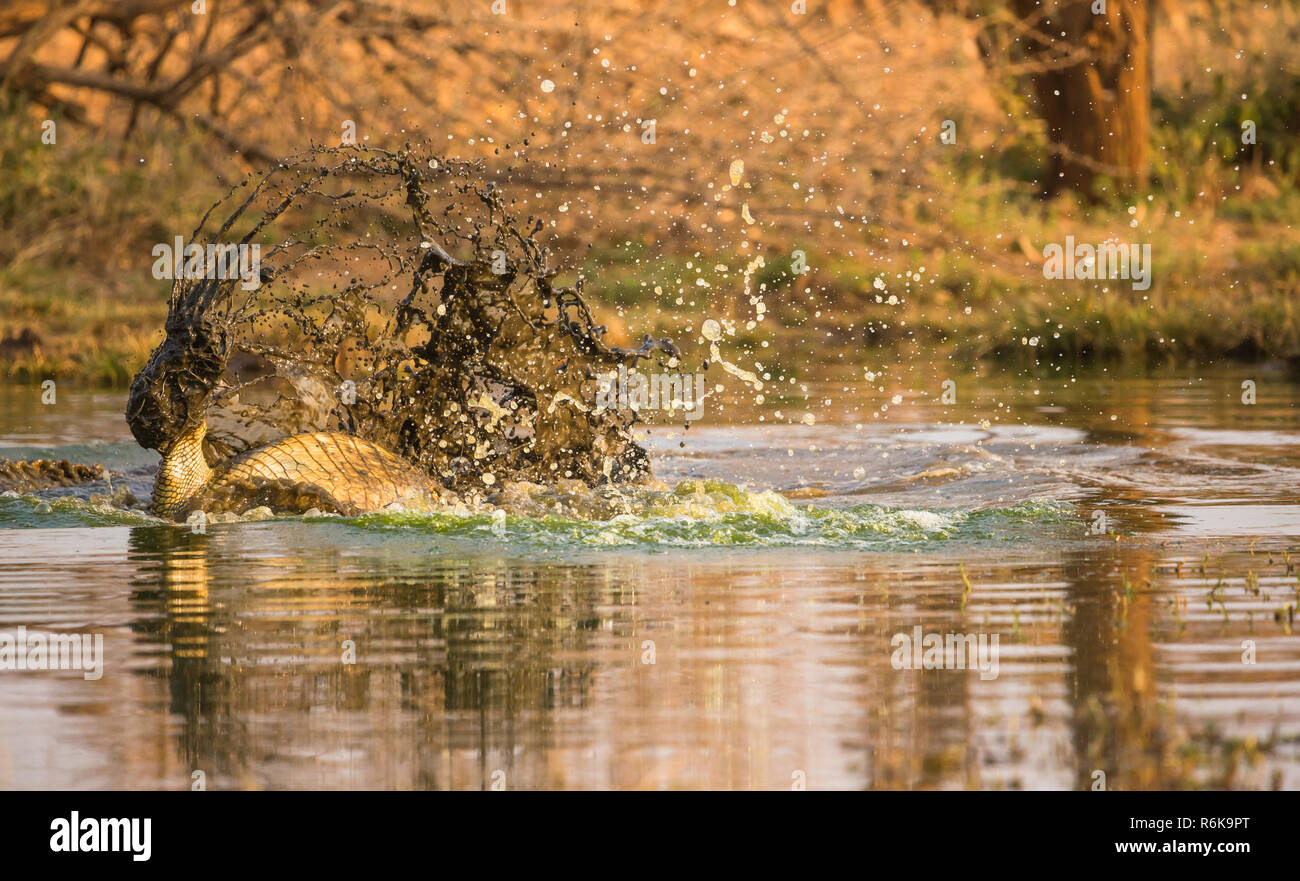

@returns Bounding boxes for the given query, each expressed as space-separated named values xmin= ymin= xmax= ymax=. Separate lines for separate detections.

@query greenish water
xmin=0 ymin=491 xmax=1076 ymax=550
xmin=1 ymin=365 xmax=1298 ymax=789
xmin=350 ymin=497 xmax=1076 ymax=551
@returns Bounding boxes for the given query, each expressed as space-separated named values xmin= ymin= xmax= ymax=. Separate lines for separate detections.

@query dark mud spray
xmin=127 ymin=145 xmax=679 ymax=502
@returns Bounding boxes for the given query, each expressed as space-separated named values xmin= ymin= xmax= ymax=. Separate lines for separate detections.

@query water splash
xmin=2 ymin=476 xmax=1076 ymax=549
xmin=355 ymin=489 xmax=1076 ymax=550
xmin=126 ymin=144 xmax=683 ymax=498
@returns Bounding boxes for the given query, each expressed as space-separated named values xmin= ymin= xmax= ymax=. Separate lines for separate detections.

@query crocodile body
xmin=0 ymin=459 xmax=104 ymax=493
xmin=150 ymin=419 xmax=435 ymax=520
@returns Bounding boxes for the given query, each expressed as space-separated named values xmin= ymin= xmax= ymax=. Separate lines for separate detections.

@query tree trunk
xmin=1013 ymin=0 xmax=1151 ymax=198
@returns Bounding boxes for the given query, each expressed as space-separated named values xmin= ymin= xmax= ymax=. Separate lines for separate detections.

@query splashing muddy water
xmin=127 ymin=145 xmax=680 ymax=513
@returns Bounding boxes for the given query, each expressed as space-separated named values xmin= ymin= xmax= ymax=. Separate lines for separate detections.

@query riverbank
xmin=3 ymin=126 xmax=1299 ymax=386
xmin=5 ymin=221 xmax=1297 ymax=388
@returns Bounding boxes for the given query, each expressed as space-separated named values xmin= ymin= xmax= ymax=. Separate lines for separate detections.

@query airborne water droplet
xmin=729 ymin=159 xmax=744 ymax=186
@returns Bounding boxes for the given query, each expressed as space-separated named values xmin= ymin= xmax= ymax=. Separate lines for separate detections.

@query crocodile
xmin=148 ymin=417 xmax=437 ymax=521
xmin=0 ymin=459 xmax=104 ymax=494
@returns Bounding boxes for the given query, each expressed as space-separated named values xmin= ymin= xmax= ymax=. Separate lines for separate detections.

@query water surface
xmin=1 ymin=366 xmax=1297 ymax=789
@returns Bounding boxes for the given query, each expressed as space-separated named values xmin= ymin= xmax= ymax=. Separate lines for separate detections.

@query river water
xmin=0 ymin=365 xmax=1297 ymax=789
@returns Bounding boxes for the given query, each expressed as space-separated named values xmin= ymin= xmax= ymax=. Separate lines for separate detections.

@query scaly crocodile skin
xmin=151 ymin=419 xmax=434 ymax=520
xmin=0 ymin=459 xmax=104 ymax=493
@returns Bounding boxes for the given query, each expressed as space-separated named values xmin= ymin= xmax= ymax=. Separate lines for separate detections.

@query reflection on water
xmin=0 ymin=366 xmax=1297 ymax=789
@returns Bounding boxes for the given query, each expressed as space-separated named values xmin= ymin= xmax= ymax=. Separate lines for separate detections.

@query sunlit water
xmin=1 ymin=366 xmax=1297 ymax=789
